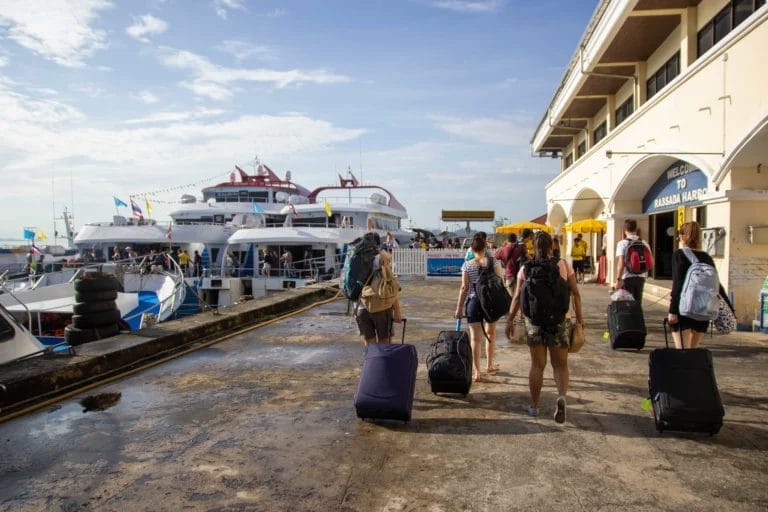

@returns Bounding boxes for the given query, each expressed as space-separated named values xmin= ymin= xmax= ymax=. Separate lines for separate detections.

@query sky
xmin=0 ymin=0 xmax=597 ymax=243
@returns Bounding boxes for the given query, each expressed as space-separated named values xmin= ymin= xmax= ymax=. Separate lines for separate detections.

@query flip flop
xmin=472 ymin=375 xmax=485 ymax=383
xmin=486 ymin=364 xmax=500 ymax=373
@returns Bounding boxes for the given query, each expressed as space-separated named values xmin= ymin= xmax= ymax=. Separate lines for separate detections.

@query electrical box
xmin=701 ymin=227 xmax=725 ymax=257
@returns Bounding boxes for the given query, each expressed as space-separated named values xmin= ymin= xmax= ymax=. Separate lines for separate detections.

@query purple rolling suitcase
xmin=354 ymin=319 xmax=417 ymax=422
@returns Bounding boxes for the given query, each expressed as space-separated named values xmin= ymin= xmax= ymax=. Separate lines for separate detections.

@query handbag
xmin=568 ymin=320 xmax=585 ymax=353
xmin=713 ymin=296 xmax=736 ymax=334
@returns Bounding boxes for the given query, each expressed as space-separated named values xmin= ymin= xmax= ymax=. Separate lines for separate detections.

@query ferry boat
xmin=203 ymin=171 xmax=410 ymax=306
xmin=73 ymin=160 xmax=311 ymax=272
xmin=0 ymin=260 xmax=186 ymax=345
xmin=0 ymin=301 xmax=47 ymax=366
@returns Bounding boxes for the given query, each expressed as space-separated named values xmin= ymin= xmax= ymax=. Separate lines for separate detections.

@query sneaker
xmin=554 ymin=396 xmax=566 ymax=424
xmin=524 ymin=405 xmax=539 ymax=417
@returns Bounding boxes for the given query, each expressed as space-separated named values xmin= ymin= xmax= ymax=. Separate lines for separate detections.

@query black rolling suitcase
xmin=648 ymin=320 xmax=724 ymax=434
xmin=426 ymin=319 xmax=472 ymax=396
xmin=354 ymin=319 xmax=417 ymax=422
xmin=607 ymin=300 xmax=646 ymax=350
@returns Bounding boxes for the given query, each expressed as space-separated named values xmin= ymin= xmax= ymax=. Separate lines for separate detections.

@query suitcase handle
xmin=455 ymin=319 xmax=462 ymax=331
xmin=400 ymin=318 xmax=407 ymax=344
xmin=663 ymin=318 xmax=670 ymax=349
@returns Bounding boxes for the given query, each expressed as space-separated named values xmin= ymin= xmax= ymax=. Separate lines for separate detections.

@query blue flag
xmin=253 ymin=203 xmax=264 ymax=213
xmin=114 ymin=196 xmax=128 ymax=208
xmin=23 ymin=228 xmax=36 ymax=240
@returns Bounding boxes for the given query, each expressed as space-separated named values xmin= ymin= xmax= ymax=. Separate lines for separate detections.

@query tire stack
xmin=65 ymin=272 xmax=123 ymax=346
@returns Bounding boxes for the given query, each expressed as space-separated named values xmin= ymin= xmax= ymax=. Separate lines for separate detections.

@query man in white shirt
xmin=614 ymin=219 xmax=653 ymax=302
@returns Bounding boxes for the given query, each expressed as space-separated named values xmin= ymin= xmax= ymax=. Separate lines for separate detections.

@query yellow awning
xmin=563 ymin=219 xmax=607 ymax=233
xmin=496 ymin=221 xmax=554 ymax=235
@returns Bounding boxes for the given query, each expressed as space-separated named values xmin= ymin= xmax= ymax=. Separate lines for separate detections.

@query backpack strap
xmin=681 ymin=247 xmax=699 ymax=265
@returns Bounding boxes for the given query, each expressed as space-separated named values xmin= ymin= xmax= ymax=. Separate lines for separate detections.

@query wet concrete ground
xmin=1 ymin=278 xmax=767 ymax=511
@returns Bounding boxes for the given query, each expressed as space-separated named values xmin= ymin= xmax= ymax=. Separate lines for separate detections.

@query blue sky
xmin=0 ymin=0 xmax=596 ymax=242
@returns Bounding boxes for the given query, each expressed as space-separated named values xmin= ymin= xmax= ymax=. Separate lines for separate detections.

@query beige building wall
xmin=543 ymin=6 xmax=768 ymax=327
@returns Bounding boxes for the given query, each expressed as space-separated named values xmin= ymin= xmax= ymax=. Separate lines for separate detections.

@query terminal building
xmin=532 ymin=0 xmax=768 ymax=329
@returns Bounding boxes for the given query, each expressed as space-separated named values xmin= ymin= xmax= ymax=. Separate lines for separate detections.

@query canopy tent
xmin=496 ymin=221 xmax=554 ymax=235
xmin=563 ymin=219 xmax=607 ymax=233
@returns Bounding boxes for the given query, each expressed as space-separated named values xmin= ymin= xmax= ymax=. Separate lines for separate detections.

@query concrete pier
xmin=0 ymin=278 xmax=767 ymax=511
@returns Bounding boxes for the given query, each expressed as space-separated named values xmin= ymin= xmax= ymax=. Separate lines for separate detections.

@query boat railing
xmin=204 ymin=254 xmax=340 ymax=281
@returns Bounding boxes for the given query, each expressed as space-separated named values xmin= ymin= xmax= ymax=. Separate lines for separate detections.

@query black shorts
xmin=573 ymin=260 xmax=585 ymax=272
xmin=670 ymin=315 xmax=709 ymax=333
xmin=356 ymin=308 xmax=394 ymax=340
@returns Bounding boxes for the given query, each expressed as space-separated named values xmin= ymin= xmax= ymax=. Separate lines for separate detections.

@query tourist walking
xmin=614 ymin=219 xmax=653 ymax=302
xmin=454 ymin=232 xmax=504 ymax=382
xmin=506 ymin=232 xmax=583 ymax=423
xmin=571 ymin=233 xmax=587 ymax=283
xmin=668 ymin=221 xmax=732 ymax=349
xmin=355 ymin=233 xmax=403 ymax=343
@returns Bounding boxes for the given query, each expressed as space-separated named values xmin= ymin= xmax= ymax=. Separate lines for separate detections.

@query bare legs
xmin=468 ymin=322 xmax=484 ymax=380
xmin=672 ymin=329 xmax=705 ymax=349
xmin=484 ymin=322 xmax=497 ymax=372
xmin=527 ymin=344 xmax=569 ymax=408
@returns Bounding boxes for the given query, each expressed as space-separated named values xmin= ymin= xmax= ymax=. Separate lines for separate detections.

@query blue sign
xmin=427 ymin=257 xmax=464 ymax=276
xmin=643 ymin=161 xmax=708 ymax=214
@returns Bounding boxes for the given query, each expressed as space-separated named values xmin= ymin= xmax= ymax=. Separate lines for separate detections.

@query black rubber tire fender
xmin=72 ymin=300 xmax=117 ymax=315
xmin=64 ymin=323 xmax=120 ymax=346
xmin=74 ymin=275 xmax=120 ymax=293
xmin=74 ymin=290 xmax=118 ymax=303
xmin=72 ymin=310 xmax=122 ymax=329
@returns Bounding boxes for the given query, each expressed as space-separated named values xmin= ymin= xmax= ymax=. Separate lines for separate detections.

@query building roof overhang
xmin=532 ymin=0 xmax=702 ymax=153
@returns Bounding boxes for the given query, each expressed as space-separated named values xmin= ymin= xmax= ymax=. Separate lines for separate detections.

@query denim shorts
xmin=465 ymin=296 xmax=484 ymax=324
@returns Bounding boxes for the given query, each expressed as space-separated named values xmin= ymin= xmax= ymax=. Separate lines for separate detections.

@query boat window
xmin=0 ymin=313 xmax=14 ymax=342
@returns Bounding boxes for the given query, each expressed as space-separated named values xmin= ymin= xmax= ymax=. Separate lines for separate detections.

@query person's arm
xmin=614 ymin=241 xmax=624 ymax=289
xmin=668 ymin=250 xmax=684 ymax=323
xmin=505 ymin=268 xmax=525 ymax=340
xmin=455 ymin=270 xmax=469 ymax=319
xmin=392 ymin=297 xmax=403 ymax=323
xmin=567 ymin=264 xmax=583 ymax=325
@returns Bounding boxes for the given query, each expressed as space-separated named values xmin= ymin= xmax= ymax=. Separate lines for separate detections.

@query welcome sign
xmin=642 ymin=160 xmax=708 ymax=214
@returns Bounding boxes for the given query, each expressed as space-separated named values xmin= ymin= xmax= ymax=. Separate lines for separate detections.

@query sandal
xmin=472 ymin=374 xmax=485 ymax=383
xmin=485 ymin=364 xmax=500 ymax=373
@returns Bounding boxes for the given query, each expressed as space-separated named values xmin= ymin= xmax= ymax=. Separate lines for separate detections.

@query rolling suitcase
xmin=649 ymin=320 xmax=724 ymax=434
xmin=607 ymin=300 xmax=646 ymax=350
xmin=354 ymin=319 xmax=417 ymax=422
xmin=426 ymin=319 xmax=472 ymax=396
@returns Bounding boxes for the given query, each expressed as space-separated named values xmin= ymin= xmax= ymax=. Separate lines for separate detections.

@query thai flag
xmin=130 ymin=198 xmax=143 ymax=218
xmin=31 ymin=243 xmax=42 ymax=255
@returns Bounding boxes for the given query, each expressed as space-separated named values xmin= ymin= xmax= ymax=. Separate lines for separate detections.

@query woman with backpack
xmin=668 ymin=221 xmax=732 ymax=349
xmin=454 ymin=233 xmax=504 ymax=382
xmin=505 ymin=231 xmax=583 ymax=423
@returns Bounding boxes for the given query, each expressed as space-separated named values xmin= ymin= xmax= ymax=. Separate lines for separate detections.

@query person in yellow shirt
xmin=570 ymin=234 xmax=587 ymax=283
xmin=178 ymin=249 xmax=190 ymax=275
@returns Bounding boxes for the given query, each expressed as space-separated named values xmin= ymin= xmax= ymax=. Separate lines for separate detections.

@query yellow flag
xmin=36 ymin=230 xmax=48 ymax=241
xmin=145 ymin=197 xmax=153 ymax=216
xmin=324 ymin=199 xmax=332 ymax=217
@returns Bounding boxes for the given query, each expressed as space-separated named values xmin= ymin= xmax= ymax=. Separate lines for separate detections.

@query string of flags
xmin=127 ymin=170 xmax=232 ymax=198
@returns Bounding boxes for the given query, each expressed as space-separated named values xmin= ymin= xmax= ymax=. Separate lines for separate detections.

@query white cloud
xmin=70 ymin=82 xmax=106 ymax=98
xmin=126 ymin=14 xmax=168 ymax=43
xmin=158 ymin=48 xmax=351 ymax=100
xmin=133 ymin=90 xmax=160 ymax=104
xmin=0 ymin=0 xmax=112 ymax=67
xmin=429 ymin=0 xmax=503 ymax=13
xmin=213 ymin=0 xmax=246 ymax=20
xmin=0 ymin=55 xmax=7 ymax=67
xmin=430 ymin=115 xmax=532 ymax=146
xmin=216 ymin=40 xmax=276 ymax=62
xmin=124 ymin=108 xmax=225 ymax=125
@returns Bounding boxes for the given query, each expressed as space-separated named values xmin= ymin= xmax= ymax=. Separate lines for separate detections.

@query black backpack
xmin=341 ymin=234 xmax=379 ymax=301
xmin=521 ymin=258 xmax=571 ymax=328
xmin=512 ymin=242 xmax=529 ymax=276
xmin=474 ymin=256 xmax=512 ymax=323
